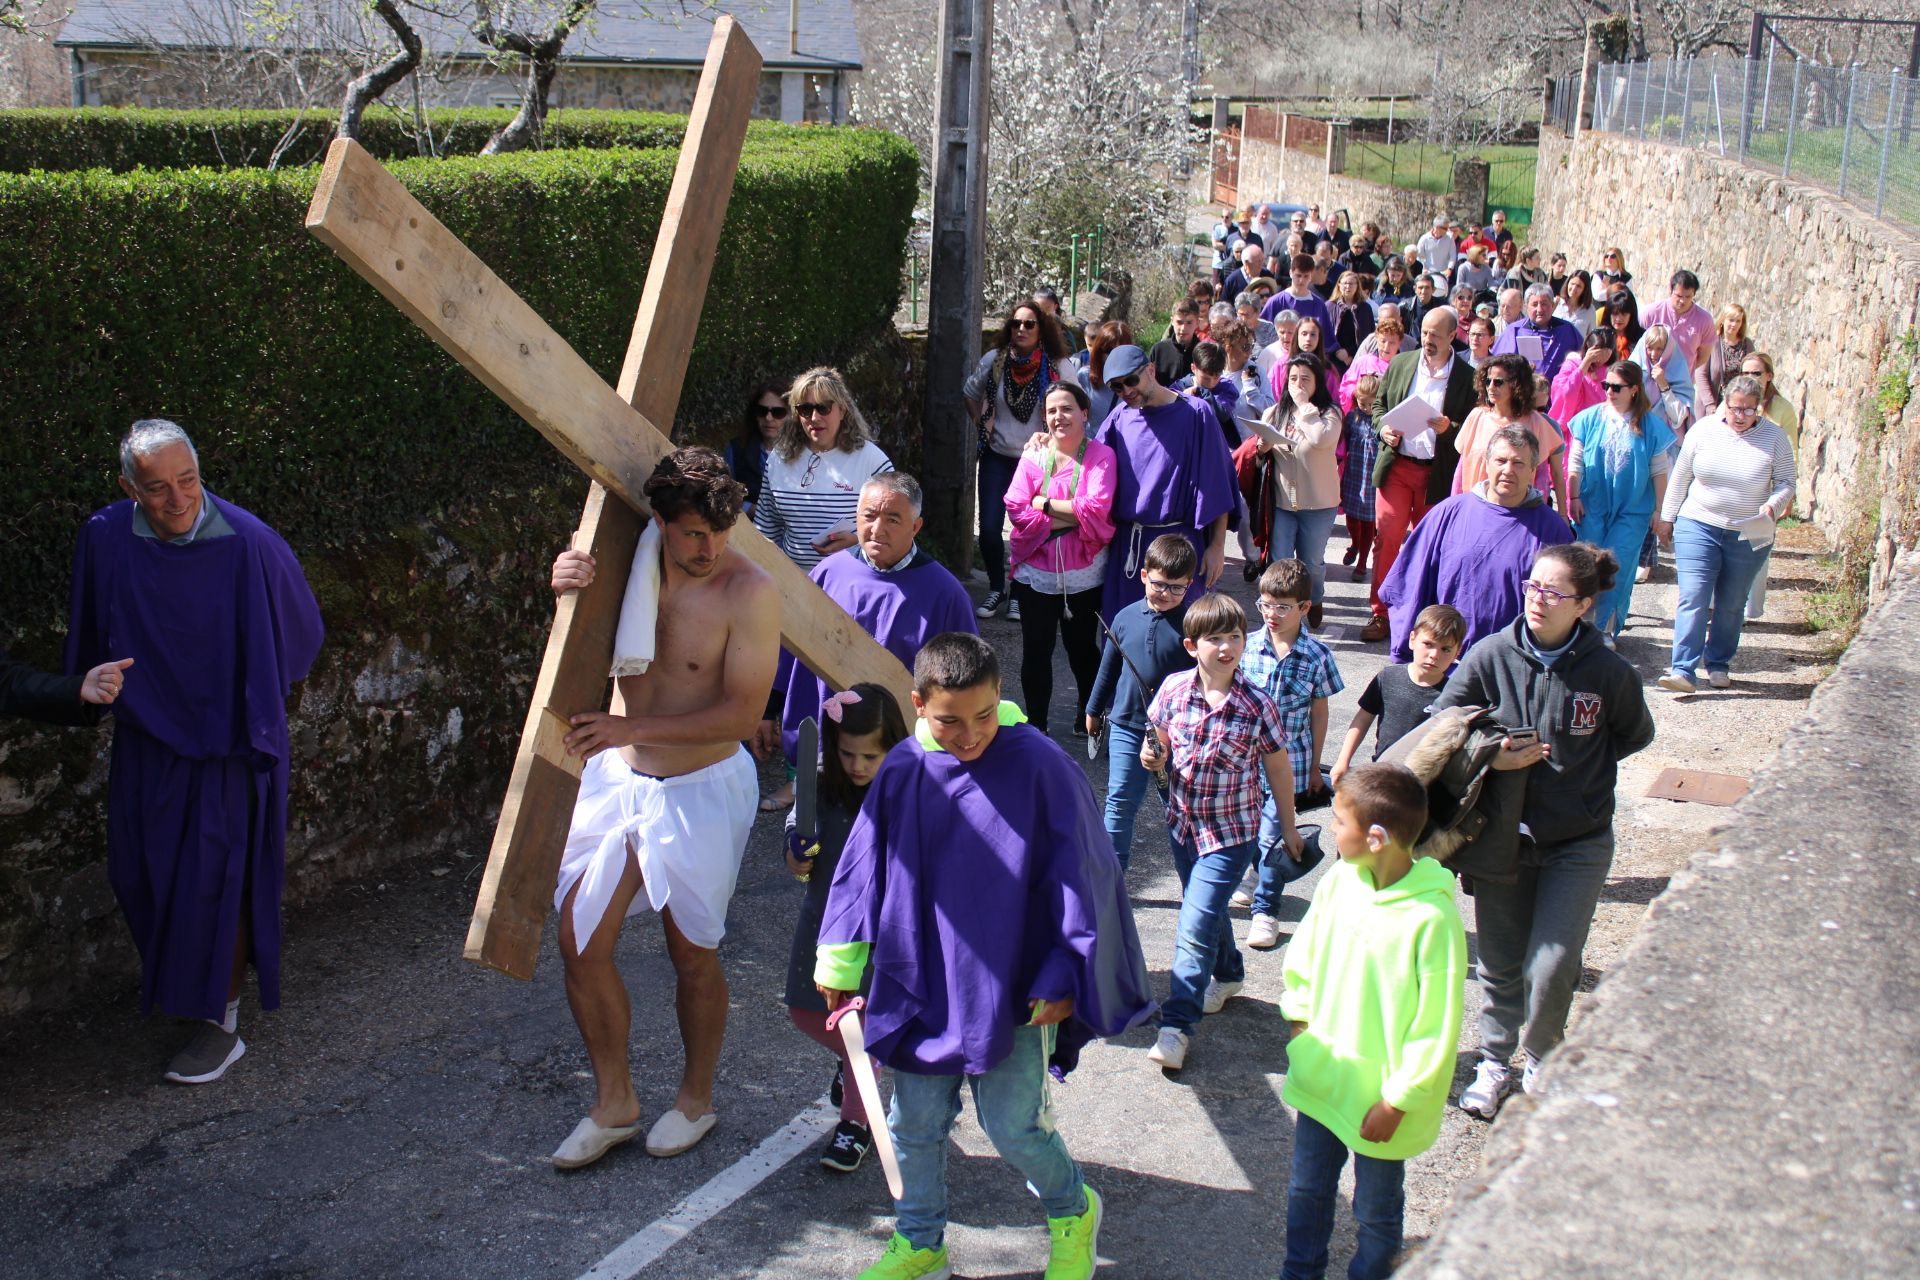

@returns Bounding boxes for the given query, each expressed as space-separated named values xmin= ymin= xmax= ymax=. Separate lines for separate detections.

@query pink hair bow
xmin=823 ymin=690 xmax=863 ymax=723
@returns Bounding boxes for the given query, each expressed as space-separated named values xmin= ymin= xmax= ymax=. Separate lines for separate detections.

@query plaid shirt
xmin=1239 ymin=625 xmax=1345 ymax=791
xmin=1148 ymin=669 xmax=1286 ymax=854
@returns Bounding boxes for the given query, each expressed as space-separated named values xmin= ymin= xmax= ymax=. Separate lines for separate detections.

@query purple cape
xmin=1379 ymin=490 xmax=1573 ymax=662
xmin=818 ymin=723 xmax=1156 ymax=1077
xmin=781 ymin=550 xmax=977 ymax=757
xmin=1095 ymin=395 xmax=1237 ymax=620
xmin=65 ymin=496 xmax=323 ymax=1020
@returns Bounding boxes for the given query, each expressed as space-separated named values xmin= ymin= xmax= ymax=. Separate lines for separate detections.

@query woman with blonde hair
xmin=1694 ymin=303 xmax=1755 ymax=413
xmin=1326 ymin=270 xmax=1374 ymax=374
xmin=1738 ymin=351 xmax=1799 ymax=620
xmin=753 ymin=366 xmax=893 ymax=573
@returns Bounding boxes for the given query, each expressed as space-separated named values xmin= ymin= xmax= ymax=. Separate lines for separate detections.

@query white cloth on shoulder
xmin=610 ymin=519 xmax=662 ymax=678
xmin=555 ymin=747 xmax=759 ymax=951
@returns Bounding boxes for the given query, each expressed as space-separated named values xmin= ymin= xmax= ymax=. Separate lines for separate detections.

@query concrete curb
xmin=1401 ymin=551 xmax=1920 ymax=1279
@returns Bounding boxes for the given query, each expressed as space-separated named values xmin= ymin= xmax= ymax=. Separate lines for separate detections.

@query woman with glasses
xmin=725 ymin=381 xmax=791 ymax=515
xmin=753 ymin=366 xmax=894 ymax=574
xmin=1562 ymin=360 xmax=1675 ymax=642
xmin=964 ymin=299 xmax=1070 ymax=619
xmin=1434 ymin=540 xmax=1654 ymax=1121
xmin=1452 ymin=353 xmax=1569 ymax=512
xmin=1654 ymin=374 xmax=1796 ymax=693
xmin=1739 ymin=352 xmax=1798 ymax=621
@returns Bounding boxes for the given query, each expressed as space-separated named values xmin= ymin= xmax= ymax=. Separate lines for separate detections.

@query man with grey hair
xmin=1492 ymin=281 xmax=1583 ymax=379
xmin=65 ymin=418 xmax=323 ymax=1084
xmin=768 ymin=470 xmax=977 ymax=761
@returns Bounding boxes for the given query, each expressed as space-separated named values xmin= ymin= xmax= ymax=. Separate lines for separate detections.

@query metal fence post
xmin=1875 ymin=70 xmax=1899 ymax=218
xmin=1838 ymin=63 xmax=1860 ymax=198
xmin=1067 ymin=236 xmax=1080 ymax=305
xmin=1638 ymin=61 xmax=1651 ymax=138
xmin=1387 ymin=95 xmax=1395 ymax=146
xmin=1739 ymin=54 xmax=1754 ymax=159
xmin=1783 ymin=59 xmax=1801 ymax=177
xmin=1761 ymin=40 xmax=1776 ymax=134
xmin=1680 ymin=56 xmax=1695 ymax=147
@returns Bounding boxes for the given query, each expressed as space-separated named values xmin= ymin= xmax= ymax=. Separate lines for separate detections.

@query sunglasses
xmin=1110 ymin=372 xmax=1143 ymax=391
xmin=1604 ymin=381 xmax=1632 ymax=391
xmin=1011 ymin=317 xmax=1039 ymax=330
xmin=1486 ymin=377 xmax=1512 ymax=387
xmin=795 ymin=402 xmax=835 ymax=418
xmin=756 ymin=403 xmax=790 ymax=419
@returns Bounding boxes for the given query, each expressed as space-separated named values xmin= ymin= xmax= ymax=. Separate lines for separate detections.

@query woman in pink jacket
xmin=1550 ymin=330 xmax=1616 ymax=426
xmin=1005 ymin=381 xmax=1118 ymax=736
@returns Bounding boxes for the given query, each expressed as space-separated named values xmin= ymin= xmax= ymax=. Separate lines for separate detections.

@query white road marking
xmin=576 ymin=1098 xmax=840 ymax=1279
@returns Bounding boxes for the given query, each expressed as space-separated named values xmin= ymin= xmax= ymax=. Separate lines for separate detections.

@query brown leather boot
xmin=1359 ymin=613 xmax=1389 ymax=643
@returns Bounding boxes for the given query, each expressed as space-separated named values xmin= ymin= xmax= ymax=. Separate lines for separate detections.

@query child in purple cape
xmin=815 ymin=632 xmax=1156 ymax=1280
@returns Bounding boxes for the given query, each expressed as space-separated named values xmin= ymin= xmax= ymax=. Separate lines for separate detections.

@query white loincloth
xmin=555 ymin=747 xmax=758 ymax=951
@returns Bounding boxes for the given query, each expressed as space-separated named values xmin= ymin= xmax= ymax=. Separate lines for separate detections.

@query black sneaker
xmin=819 ymin=1120 xmax=872 ymax=1173
xmin=829 ymin=1062 xmax=844 ymax=1108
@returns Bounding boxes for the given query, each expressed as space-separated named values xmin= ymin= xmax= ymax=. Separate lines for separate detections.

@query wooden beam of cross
xmin=304 ymin=18 xmax=915 ymax=981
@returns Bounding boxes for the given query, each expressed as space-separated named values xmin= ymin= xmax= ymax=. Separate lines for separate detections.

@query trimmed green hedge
xmin=0 ymin=125 xmax=919 ymax=647
xmin=0 ymin=106 xmax=699 ymax=173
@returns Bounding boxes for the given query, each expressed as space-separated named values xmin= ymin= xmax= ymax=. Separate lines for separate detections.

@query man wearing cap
xmin=1090 ymin=345 xmax=1237 ymax=619
xmin=1416 ymin=216 xmax=1458 ymax=278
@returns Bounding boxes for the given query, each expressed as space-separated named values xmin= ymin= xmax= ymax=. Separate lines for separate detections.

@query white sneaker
xmin=1246 ymin=913 xmax=1282 ymax=950
xmin=1202 ymin=979 xmax=1243 ymax=1014
xmin=1521 ymin=1054 xmax=1543 ymax=1095
xmin=1656 ymin=672 xmax=1697 ymax=694
xmin=1007 ymin=596 xmax=1022 ymax=622
xmin=1147 ymin=1026 xmax=1190 ymax=1070
xmin=1460 ymin=1057 xmax=1512 ymax=1120
xmin=1228 ymin=865 xmax=1258 ymax=909
xmin=1634 ymin=563 xmax=1652 ymax=583
xmin=1708 ymin=671 xmax=1731 ymax=689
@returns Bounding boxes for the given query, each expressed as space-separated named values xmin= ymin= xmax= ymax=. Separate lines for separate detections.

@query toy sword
xmin=792 ymin=716 xmax=819 ymax=881
xmin=824 ymin=996 xmax=903 ymax=1199
xmin=1091 ymin=609 xmax=1171 ymax=799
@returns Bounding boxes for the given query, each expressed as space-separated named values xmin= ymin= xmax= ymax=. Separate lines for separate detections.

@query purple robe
xmin=781 ymin=549 xmax=977 ymax=757
xmin=818 ymin=723 xmax=1156 ymax=1077
xmin=1094 ymin=395 xmax=1237 ymax=620
xmin=65 ymin=495 xmax=323 ymax=1021
xmin=1379 ymin=489 xmax=1573 ymax=662
xmin=1490 ymin=315 xmax=1583 ymax=380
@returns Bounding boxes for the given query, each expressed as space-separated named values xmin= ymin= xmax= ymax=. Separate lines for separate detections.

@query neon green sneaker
xmin=1044 ymin=1184 xmax=1103 ymax=1279
xmin=857 ymin=1232 xmax=952 ymax=1280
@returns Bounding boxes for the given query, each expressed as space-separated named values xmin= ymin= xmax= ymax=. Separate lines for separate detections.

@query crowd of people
xmin=4 ymin=210 xmax=1803 ymax=1280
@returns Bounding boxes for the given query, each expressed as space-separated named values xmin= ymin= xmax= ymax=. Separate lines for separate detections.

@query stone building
xmin=51 ymin=0 xmax=859 ymax=122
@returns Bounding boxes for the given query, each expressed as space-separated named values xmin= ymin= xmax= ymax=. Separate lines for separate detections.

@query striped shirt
xmin=1149 ymin=669 xmax=1286 ymax=854
xmin=752 ymin=440 xmax=893 ymax=571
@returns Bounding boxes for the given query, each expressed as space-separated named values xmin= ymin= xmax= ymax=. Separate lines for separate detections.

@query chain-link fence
xmin=1553 ymin=54 xmax=1919 ymax=231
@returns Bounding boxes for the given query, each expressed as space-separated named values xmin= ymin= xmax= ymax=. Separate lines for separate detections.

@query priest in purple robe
xmin=1380 ymin=424 xmax=1573 ymax=662
xmin=1093 ymin=345 xmax=1237 ymax=621
xmin=814 ymin=633 xmax=1153 ymax=1277
xmin=777 ymin=472 xmax=976 ymax=757
xmin=65 ymin=420 xmax=323 ymax=1086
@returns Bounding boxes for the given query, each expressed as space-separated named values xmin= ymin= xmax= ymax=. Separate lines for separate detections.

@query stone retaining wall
xmin=1531 ymin=126 xmax=1920 ymax=594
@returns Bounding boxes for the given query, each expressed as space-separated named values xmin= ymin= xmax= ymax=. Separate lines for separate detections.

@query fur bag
xmin=1380 ymin=704 xmax=1527 ymax=883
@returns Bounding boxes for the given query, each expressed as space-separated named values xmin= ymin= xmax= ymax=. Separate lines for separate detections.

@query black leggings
xmin=1012 ymin=580 xmax=1103 ymax=733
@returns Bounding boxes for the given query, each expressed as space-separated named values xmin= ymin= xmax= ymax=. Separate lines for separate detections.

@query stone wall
xmin=1236 ymin=134 xmax=1488 ymax=250
xmin=1531 ymin=126 xmax=1920 ymax=593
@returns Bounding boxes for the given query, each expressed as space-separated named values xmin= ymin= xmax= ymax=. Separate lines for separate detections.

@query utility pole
xmin=920 ymin=0 xmax=992 ymax=574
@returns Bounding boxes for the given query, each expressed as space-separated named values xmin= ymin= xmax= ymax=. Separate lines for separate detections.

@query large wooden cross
xmin=304 ymin=18 xmax=915 ymax=981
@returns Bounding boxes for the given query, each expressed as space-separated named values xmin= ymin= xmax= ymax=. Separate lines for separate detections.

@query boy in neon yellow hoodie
xmin=1278 ymin=762 xmax=1466 ymax=1280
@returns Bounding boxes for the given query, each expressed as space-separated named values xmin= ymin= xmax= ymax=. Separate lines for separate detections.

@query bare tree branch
xmin=339 ymin=0 xmax=423 ymax=141
xmin=469 ymin=0 xmax=599 ymax=152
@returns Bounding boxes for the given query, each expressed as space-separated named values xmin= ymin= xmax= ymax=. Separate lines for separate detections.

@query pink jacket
xmin=1005 ymin=437 xmax=1118 ymax=576
xmin=1337 ymin=348 xmax=1395 ymax=414
xmin=1550 ymin=359 xmax=1606 ymax=426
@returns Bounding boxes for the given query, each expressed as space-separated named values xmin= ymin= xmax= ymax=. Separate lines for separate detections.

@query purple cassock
xmin=817 ymin=722 xmax=1156 ymax=1078
xmin=65 ymin=494 xmax=323 ymax=1022
xmin=780 ymin=548 xmax=977 ymax=756
xmin=1094 ymin=395 xmax=1237 ymax=621
xmin=1378 ymin=488 xmax=1573 ymax=662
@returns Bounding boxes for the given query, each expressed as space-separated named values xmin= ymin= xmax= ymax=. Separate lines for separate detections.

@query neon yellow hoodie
xmin=1279 ymin=855 xmax=1467 ymax=1161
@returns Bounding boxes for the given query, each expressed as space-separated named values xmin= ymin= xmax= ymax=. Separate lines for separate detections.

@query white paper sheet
xmin=1515 ymin=331 xmax=1544 ymax=365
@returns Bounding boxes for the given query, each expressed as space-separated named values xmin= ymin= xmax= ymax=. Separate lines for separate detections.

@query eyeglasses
xmin=1144 ymin=577 xmax=1189 ymax=596
xmin=1110 ymin=372 xmax=1143 ymax=391
xmin=756 ymin=403 xmax=790 ymax=419
xmin=1603 ymin=381 xmax=1632 ymax=392
xmin=1256 ymin=599 xmax=1303 ymax=616
xmin=1724 ymin=403 xmax=1761 ymax=418
xmin=795 ymin=402 xmax=834 ymax=418
xmin=1011 ymin=317 xmax=1039 ymax=330
xmin=1521 ymin=579 xmax=1576 ymax=604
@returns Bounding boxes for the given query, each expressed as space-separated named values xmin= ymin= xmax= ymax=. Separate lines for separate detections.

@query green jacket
xmin=1371 ymin=348 xmax=1478 ymax=501
xmin=1280 ymin=856 xmax=1467 ymax=1161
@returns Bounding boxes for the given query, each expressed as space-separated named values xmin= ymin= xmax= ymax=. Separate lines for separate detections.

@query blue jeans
xmin=1269 ymin=505 xmax=1340 ymax=607
xmin=1103 ymin=721 xmax=1159 ymax=873
xmin=978 ymin=449 xmax=1020 ymax=592
xmin=1251 ymin=781 xmax=1327 ymax=917
xmin=1281 ymin=1110 xmax=1406 ymax=1280
xmin=1161 ymin=833 xmax=1255 ymax=1034
xmin=889 ymin=1024 xmax=1087 ymax=1251
xmin=1670 ymin=517 xmax=1768 ymax=677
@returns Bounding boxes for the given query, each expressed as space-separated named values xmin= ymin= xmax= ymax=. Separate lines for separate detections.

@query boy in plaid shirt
xmin=1141 ymin=593 xmax=1305 ymax=1072
xmin=1238 ymin=559 xmax=1346 ymax=951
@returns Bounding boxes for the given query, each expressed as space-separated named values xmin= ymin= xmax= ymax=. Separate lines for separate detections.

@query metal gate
xmin=1484 ymin=152 xmax=1537 ymax=226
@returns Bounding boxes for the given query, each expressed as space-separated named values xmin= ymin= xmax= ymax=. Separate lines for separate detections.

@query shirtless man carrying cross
xmin=545 ymin=447 xmax=781 ymax=1168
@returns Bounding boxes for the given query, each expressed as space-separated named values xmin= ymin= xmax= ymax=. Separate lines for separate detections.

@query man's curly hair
xmin=643 ymin=446 xmax=746 ymax=530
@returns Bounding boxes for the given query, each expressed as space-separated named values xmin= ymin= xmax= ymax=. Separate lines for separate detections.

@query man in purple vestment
xmin=1092 ymin=345 xmax=1237 ymax=620
xmin=815 ymin=633 xmax=1153 ymax=1278
xmin=775 ymin=472 xmax=977 ymax=755
xmin=1490 ymin=283 xmax=1583 ymax=379
xmin=1379 ymin=425 xmax=1573 ymax=662
xmin=65 ymin=420 xmax=323 ymax=1085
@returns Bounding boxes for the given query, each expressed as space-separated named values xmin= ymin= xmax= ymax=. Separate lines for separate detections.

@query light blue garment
xmin=1268 ymin=505 xmax=1341 ymax=606
xmin=1102 ymin=720 xmax=1157 ymax=873
xmin=1570 ymin=405 xmax=1676 ymax=634
xmin=1628 ymin=333 xmax=1695 ymax=423
xmin=889 ymin=1023 xmax=1087 ymax=1250
xmin=1161 ymin=832 xmax=1256 ymax=1034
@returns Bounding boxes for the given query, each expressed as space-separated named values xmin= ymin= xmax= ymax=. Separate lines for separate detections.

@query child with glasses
xmin=1084 ymin=535 xmax=1197 ymax=873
